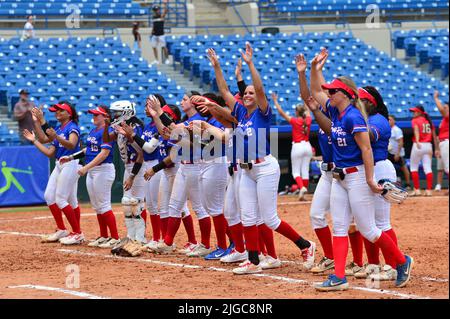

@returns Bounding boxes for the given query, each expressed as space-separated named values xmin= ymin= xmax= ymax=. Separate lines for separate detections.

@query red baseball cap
xmin=88 ymin=106 xmax=109 ymax=116
xmin=322 ymin=79 xmax=356 ymax=99
xmin=409 ymin=106 xmax=424 ymax=114
xmin=49 ymin=103 xmax=73 ymax=116
xmin=358 ymin=88 xmax=378 ymax=107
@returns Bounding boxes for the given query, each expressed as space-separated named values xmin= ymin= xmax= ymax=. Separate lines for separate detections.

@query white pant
xmin=159 ymin=165 xmax=190 ymax=219
xmin=144 ymin=160 xmax=163 ymax=214
xmin=330 ymin=165 xmax=381 ymax=242
xmin=239 ymin=155 xmax=281 ymax=229
xmin=86 ymin=164 xmax=115 ymax=215
xmin=291 ymin=141 xmax=313 ymax=179
xmin=151 ymin=35 xmax=166 ymax=48
xmin=200 ymin=159 xmax=228 ymax=217
xmin=224 ymin=167 xmax=242 ymax=227
xmin=439 ymin=139 xmax=449 ymax=174
xmin=373 ymin=159 xmax=397 ymax=232
xmin=169 ymin=164 xmax=208 ymax=220
xmin=44 ymin=160 xmax=80 ymax=209
xmin=123 ymin=163 xmax=146 ymax=204
xmin=410 ymin=142 xmax=432 ymax=174
xmin=310 ymin=169 xmax=333 ymax=230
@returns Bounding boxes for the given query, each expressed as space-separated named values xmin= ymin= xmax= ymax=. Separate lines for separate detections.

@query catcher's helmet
xmin=110 ymin=100 xmax=136 ymax=126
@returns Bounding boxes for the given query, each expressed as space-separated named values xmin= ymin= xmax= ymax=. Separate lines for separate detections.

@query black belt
xmin=332 ymin=166 xmax=359 ymax=181
xmin=228 ymin=164 xmax=237 ymax=176
xmin=321 ymin=162 xmax=335 ymax=172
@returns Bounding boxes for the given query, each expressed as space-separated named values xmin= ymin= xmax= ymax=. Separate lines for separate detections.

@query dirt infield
xmin=0 ymin=193 xmax=448 ymax=299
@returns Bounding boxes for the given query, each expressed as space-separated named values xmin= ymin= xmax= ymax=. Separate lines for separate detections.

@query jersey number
xmin=337 ymin=138 xmax=348 ymax=147
xmin=90 ymin=145 xmax=98 ymax=152
xmin=422 ymin=124 xmax=431 ymax=134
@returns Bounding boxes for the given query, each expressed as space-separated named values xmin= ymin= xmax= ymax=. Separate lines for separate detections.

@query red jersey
xmin=290 ymin=116 xmax=312 ymax=143
xmin=438 ymin=115 xmax=449 ymax=140
xmin=411 ymin=116 xmax=433 ymax=143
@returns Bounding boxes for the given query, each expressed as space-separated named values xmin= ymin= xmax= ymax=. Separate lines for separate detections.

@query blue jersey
xmin=317 ymin=105 xmax=333 ymax=164
xmin=142 ymin=122 xmax=160 ymax=162
xmin=52 ymin=121 xmax=80 ymax=160
xmin=201 ymin=117 xmax=226 ymax=160
xmin=127 ymin=124 xmax=143 ymax=162
xmin=231 ymin=102 xmax=271 ymax=162
xmin=175 ymin=112 xmax=206 ymax=162
xmin=328 ymin=101 xmax=368 ymax=168
xmin=158 ymin=136 xmax=170 ymax=160
xmin=85 ymin=127 xmax=115 ymax=165
xmin=368 ymin=114 xmax=391 ymax=162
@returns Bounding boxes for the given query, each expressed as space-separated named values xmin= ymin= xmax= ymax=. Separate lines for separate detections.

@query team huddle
xmin=24 ymin=42 xmax=450 ymax=292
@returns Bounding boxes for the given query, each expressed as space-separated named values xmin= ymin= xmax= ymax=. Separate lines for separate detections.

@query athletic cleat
xmin=178 ymin=242 xmax=198 ymax=254
xmin=153 ymin=241 xmax=176 ymax=254
xmin=41 ymin=229 xmax=69 ymax=243
xmin=395 ymin=255 xmax=414 ymax=288
xmin=435 ymin=184 xmax=442 ymax=191
xmin=301 ymin=241 xmax=316 ymax=270
xmin=220 ymin=249 xmax=248 ymax=263
xmin=310 ymin=257 xmax=335 ymax=274
xmin=232 ymin=260 xmax=263 ymax=275
xmin=259 ymin=255 xmax=282 ymax=270
xmin=345 ymin=262 xmax=364 ymax=276
xmin=186 ymin=243 xmax=214 ymax=257
xmin=87 ymin=237 xmax=109 ymax=247
xmin=298 ymin=187 xmax=308 ymax=201
xmin=204 ymin=247 xmax=228 ymax=260
xmin=142 ymin=240 xmax=160 ymax=252
xmin=60 ymin=233 xmax=85 ymax=245
xmin=98 ymin=238 xmax=121 ymax=249
xmin=314 ymin=274 xmax=349 ymax=292
xmin=425 ymin=190 xmax=433 ymax=197
xmin=369 ymin=264 xmax=397 ymax=281
xmin=354 ymin=264 xmax=381 ymax=279
xmin=409 ymin=189 xmax=422 ymax=197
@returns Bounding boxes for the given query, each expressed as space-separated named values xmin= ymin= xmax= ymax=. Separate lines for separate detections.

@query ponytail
xmin=337 ymin=76 xmax=368 ymax=122
xmin=363 ymin=86 xmax=389 ymax=120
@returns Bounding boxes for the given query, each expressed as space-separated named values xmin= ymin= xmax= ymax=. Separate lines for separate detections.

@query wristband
xmin=72 ymin=150 xmax=85 ymax=160
xmin=160 ymin=113 xmax=174 ymax=127
xmin=131 ymin=162 xmax=142 ymax=176
xmin=41 ymin=122 xmax=50 ymax=135
xmin=133 ymin=134 xmax=146 ymax=149
xmin=152 ymin=161 xmax=168 ymax=173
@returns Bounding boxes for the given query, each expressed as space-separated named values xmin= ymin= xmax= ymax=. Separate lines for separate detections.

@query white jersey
xmin=388 ymin=125 xmax=405 ymax=157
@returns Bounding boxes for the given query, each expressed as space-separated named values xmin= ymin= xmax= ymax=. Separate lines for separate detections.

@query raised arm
xmin=235 ymin=58 xmax=247 ymax=97
xmin=310 ymin=49 xmax=330 ymax=110
xmin=434 ymin=91 xmax=449 ymax=118
xmin=272 ymin=92 xmax=291 ymax=122
xmin=191 ymin=96 xmax=237 ymax=128
xmin=304 ymin=96 xmax=332 ymax=135
xmin=208 ymin=48 xmax=236 ymax=111
xmin=295 ymin=54 xmax=311 ymax=102
xmin=31 ymin=106 xmax=52 ymax=144
xmin=161 ymin=0 xmax=169 ymax=18
xmin=241 ymin=42 xmax=269 ymax=113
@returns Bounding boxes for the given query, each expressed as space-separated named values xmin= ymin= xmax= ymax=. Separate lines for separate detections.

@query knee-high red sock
xmin=48 ymin=204 xmax=66 ymax=230
xmin=182 ymin=215 xmax=197 ymax=244
xmin=375 ymin=232 xmax=406 ymax=268
xmin=96 ymin=214 xmax=108 ymax=238
xmin=348 ymin=231 xmax=363 ymax=267
xmin=61 ymin=205 xmax=80 ymax=233
xmin=258 ymin=229 xmax=267 ymax=255
xmin=258 ymin=224 xmax=277 ymax=259
xmin=212 ymin=214 xmax=228 ymax=249
xmin=225 ymin=223 xmax=232 ymax=244
xmin=426 ymin=173 xmax=433 ymax=190
xmin=198 ymin=216 xmax=211 ymax=248
xmin=381 ymin=229 xmax=398 ymax=267
xmin=141 ymin=209 xmax=147 ymax=223
xmin=160 ymin=217 xmax=169 ymax=239
xmin=411 ymin=171 xmax=420 ymax=189
xmin=333 ymin=236 xmax=349 ymax=279
xmin=229 ymin=223 xmax=245 ymax=253
xmin=103 ymin=210 xmax=119 ymax=240
xmin=74 ymin=206 xmax=81 ymax=229
xmin=275 ymin=220 xmax=301 ymax=243
xmin=243 ymin=225 xmax=259 ymax=252
xmin=295 ymin=177 xmax=304 ymax=189
xmin=314 ymin=226 xmax=334 ymax=259
xmin=149 ymin=214 xmax=161 ymax=241
xmin=302 ymin=179 xmax=309 ymax=188
xmin=385 ymin=228 xmax=398 ymax=246
xmin=363 ymin=237 xmax=380 ymax=265
xmin=164 ymin=217 xmax=182 ymax=246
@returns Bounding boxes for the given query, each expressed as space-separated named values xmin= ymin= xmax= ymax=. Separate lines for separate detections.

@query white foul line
xmin=0 ymin=212 xmax=122 ymax=224
xmin=8 ymin=284 xmax=110 ymax=299
xmin=58 ymin=248 xmax=430 ymax=299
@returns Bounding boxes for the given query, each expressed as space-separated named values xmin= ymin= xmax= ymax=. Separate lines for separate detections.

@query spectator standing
xmin=387 ymin=115 xmax=411 ymax=189
xmin=13 ymin=89 xmax=36 ymax=145
xmin=150 ymin=0 xmax=170 ymax=64
xmin=22 ymin=15 xmax=35 ymax=40
xmin=132 ymin=22 xmax=142 ymax=50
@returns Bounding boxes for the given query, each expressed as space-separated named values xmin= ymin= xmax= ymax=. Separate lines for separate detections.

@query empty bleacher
xmin=166 ymin=31 xmax=449 ymax=124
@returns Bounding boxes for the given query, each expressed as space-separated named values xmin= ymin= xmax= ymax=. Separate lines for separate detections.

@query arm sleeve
xmin=237 ymin=80 xmax=247 ymax=97
xmin=346 ymin=112 xmax=368 ymax=135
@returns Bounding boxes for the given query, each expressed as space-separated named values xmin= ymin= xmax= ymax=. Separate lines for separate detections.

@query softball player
xmin=309 ymin=55 xmax=413 ymax=290
xmin=409 ymin=105 xmax=436 ymax=196
xmin=60 ymin=106 xmax=120 ymax=248
xmin=24 ymin=102 xmax=84 ymax=245
xmin=273 ymin=92 xmax=313 ymax=200
xmin=208 ymin=44 xmax=316 ymax=275
xmin=109 ymin=101 xmax=147 ymax=244
xmin=434 ymin=91 xmax=449 ymax=185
